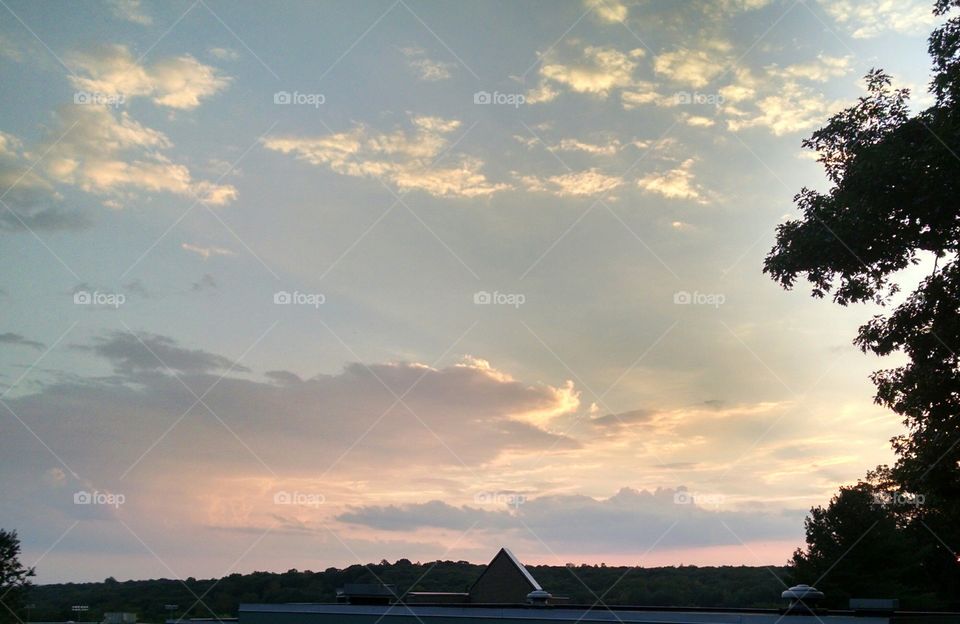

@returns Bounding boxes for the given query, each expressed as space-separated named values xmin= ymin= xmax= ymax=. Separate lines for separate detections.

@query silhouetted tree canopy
xmin=767 ymin=0 xmax=960 ymax=607
xmin=0 ymin=529 xmax=35 ymax=624
xmin=25 ymin=561 xmax=789 ymax=622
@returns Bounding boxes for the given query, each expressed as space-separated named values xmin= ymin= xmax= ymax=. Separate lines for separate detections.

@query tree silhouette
xmin=766 ymin=0 xmax=960 ymax=606
xmin=0 ymin=529 xmax=35 ymax=624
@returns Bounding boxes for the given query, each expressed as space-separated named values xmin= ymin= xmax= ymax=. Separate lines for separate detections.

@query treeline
xmin=28 ymin=561 xmax=788 ymax=622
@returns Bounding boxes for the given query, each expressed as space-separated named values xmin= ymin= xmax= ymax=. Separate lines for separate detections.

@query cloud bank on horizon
xmin=0 ymin=0 xmax=938 ymax=582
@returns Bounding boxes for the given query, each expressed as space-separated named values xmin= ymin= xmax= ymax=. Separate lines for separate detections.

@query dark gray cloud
xmin=265 ymin=370 xmax=303 ymax=385
xmin=0 ymin=332 xmax=44 ymax=350
xmin=190 ymin=273 xmax=218 ymax=292
xmin=591 ymin=408 xmax=655 ymax=427
xmin=3 ymin=333 xmax=578 ymax=482
xmin=78 ymin=331 xmax=251 ymax=374
xmin=0 ymin=142 xmax=91 ymax=231
xmin=122 ymin=279 xmax=151 ymax=298
xmin=337 ymin=487 xmax=802 ymax=553
xmin=0 ymin=206 xmax=92 ymax=232
xmin=339 ymin=500 xmax=503 ymax=532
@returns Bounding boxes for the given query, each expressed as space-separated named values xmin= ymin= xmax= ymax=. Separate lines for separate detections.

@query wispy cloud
xmin=0 ymin=332 xmax=44 ymax=350
xmin=400 ymin=46 xmax=455 ymax=81
xmin=262 ymin=116 xmax=509 ymax=198
xmin=208 ymin=47 xmax=240 ymax=61
xmin=519 ymin=168 xmax=624 ymax=197
xmin=637 ymin=158 xmax=706 ymax=202
xmin=817 ymin=0 xmax=936 ymax=38
xmin=529 ymin=44 xmax=645 ymax=101
xmin=653 ymin=40 xmax=732 ymax=88
xmin=182 ymin=242 xmax=236 ymax=259
xmin=585 ymin=0 xmax=628 ymax=23
xmin=106 ymin=0 xmax=152 ymax=25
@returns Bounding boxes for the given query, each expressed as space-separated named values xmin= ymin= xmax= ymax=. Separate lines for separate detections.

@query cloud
xmin=720 ymin=0 xmax=772 ymax=10
xmin=262 ymin=116 xmax=509 ymax=198
xmin=724 ymin=81 xmax=838 ymax=136
xmin=69 ymin=44 xmax=230 ymax=110
xmin=0 ymin=332 xmax=44 ymax=350
xmin=590 ymin=408 xmax=656 ymax=427
xmin=78 ymin=331 xmax=250 ymax=374
xmin=0 ymin=131 xmax=91 ymax=232
xmin=519 ymin=169 xmax=624 ymax=197
xmin=4 ymin=339 xmax=580 ymax=487
xmin=531 ymin=44 xmax=645 ymax=100
xmin=337 ymin=486 xmax=801 ymax=553
xmin=551 ymin=138 xmax=622 ymax=156
xmin=585 ymin=0 xmax=628 ymax=23
xmin=400 ymin=46 xmax=455 ymax=81
xmin=106 ymin=0 xmax=152 ymax=25
xmin=653 ymin=41 xmax=732 ymax=88
xmin=190 ymin=273 xmax=218 ymax=292
xmin=637 ymin=158 xmax=705 ymax=202
xmin=768 ymin=55 xmax=853 ymax=82
xmin=40 ymin=104 xmax=237 ymax=205
xmin=181 ymin=242 xmax=235 ymax=259
xmin=718 ymin=67 xmax=760 ymax=103
xmin=339 ymin=499 xmax=501 ymax=531
xmin=208 ymin=47 xmax=240 ymax=61
xmin=122 ymin=279 xmax=151 ymax=298
xmin=817 ymin=0 xmax=937 ymax=39
xmin=711 ymin=59 xmax=846 ymax=136
xmin=0 ymin=34 xmax=22 ymax=61
xmin=0 ymin=206 xmax=91 ymax=232
xmin=524 ymin=82 xmax=560 ymax=104
xmin=621 ymin=82 xmax=678 ymax=109
xmin=681 ymin=113 xmax=716 ymax=127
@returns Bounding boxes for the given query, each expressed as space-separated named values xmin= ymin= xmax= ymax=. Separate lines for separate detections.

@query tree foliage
xmin=0 ymin=529 xmax=35 ymax=624
xmin=25 ymin=561 xmax=788 ymax=622
xmin=766 ymin=0 xmax=960 ymax=607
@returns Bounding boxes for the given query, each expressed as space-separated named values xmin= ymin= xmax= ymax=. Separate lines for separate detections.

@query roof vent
xmin=526 ymin=590 xmax=552 ymax=606
xmin=781 ymin=584 xmax=824 ymax=615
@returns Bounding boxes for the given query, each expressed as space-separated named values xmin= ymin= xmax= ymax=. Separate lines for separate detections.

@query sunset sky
xmin=0 ymin=0 xmax=944 ymax=583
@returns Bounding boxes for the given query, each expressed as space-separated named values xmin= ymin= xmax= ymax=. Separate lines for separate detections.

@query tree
xmin=766 ymin=0 xmax=960 ymax=605
xmin=789 ymin=472 xmax=927 ymax=607
xmin=0 ymin=529 xmax=35 ymax=624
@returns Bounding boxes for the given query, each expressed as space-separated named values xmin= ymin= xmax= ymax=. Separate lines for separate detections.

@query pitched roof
xmin=469 ymin=547 xmax=542 ymax=593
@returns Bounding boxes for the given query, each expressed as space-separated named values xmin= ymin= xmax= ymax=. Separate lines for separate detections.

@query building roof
xmin=468 ymin=547 xmax=542 ymax=593
xmin=239 ymin=603 xmax=895 ymax=623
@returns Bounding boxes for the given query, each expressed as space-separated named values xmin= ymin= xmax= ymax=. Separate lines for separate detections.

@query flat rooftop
xmin=239 ymin=602 xmax=907 ymax=623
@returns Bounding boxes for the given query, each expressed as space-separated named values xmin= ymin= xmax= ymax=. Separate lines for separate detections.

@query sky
xmin=0 ymin=0 xmax=946 ymax=584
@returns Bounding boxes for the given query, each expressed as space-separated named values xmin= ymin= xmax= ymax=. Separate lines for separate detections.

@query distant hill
xmin=28 ymin=560 xmax=790 ymax=622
